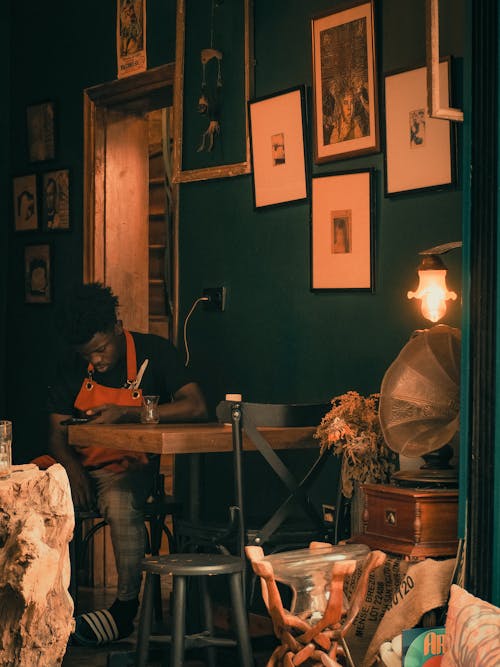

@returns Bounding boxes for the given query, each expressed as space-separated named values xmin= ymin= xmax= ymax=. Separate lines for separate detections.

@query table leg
xmin=189 ymin=453 xmax=201 ymax=523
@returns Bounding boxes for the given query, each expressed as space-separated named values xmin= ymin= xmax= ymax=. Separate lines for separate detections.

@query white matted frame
xmin=249 ymin=86 xmax=308 ymax=209
xmin=384 ymin=59 xmax=455 ymax=196
xmin=311 ymin=169 xmax=374 ymax=291
xmin=311 ymin=0 xmax=379 ymax=164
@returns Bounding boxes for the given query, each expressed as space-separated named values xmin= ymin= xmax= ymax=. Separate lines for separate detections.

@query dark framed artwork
xmin=12 ymin=174 xmax=38 ymax=232
xmin=172 ymin=0 xmax=253 ymax=182
xmin=311 ymin=169 xmax=375 ymax=291
xmin=26 ymin=101 xmax=55 ymax=162
xmin=384 ymin=59 xmax=455 ymax=195
xmin=42 ymin=169 xmax=70 ymax=230
xmin=24 ymin=244 xmax=52 ymax=304
xmin=249 ymin=86 xmax=308 ymax=209
xmin=311 ymin=0 xmax=379 ymax=164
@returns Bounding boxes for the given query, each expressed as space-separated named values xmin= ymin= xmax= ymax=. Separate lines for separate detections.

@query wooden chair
xmin=246 ymin=541 xmax=386 ymax=667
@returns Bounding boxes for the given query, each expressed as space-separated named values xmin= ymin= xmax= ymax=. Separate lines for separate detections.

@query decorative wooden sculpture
xmin=246 ymin=542 xmax=386 ymax=667
xmin=0 ymin=464 xmax=74 ymax=667
xmin=197 ymin=0 xmax=223 ymax=152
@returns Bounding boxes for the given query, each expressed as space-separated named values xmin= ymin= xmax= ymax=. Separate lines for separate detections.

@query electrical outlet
xmin=203 ymin=286 xmax=226 ymax=311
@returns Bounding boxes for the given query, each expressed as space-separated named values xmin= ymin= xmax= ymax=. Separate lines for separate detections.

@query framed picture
xmin=26 ymin=101 xmax=55 ymax=162
xmin=12 ymin=174 xmax=38 ymax=232
xmin=42 ymin=169 xmax=70 ymax=230
xmin=249 ymin=86 xmax=308 ymax=209
xmin=172 ymin=0 xmax=253 ymax=183
xmin=384 ymin=59 xmax=455 ymax=195
xmin=311 ymin=0 xmax=379 ymax=164
xmin=116 ymin=0 xmax=147 ymax=79
xmin=311 ymin=169 xmax=374 ymax=291
xmin=24 ymin=244 xmax=52 ymax=304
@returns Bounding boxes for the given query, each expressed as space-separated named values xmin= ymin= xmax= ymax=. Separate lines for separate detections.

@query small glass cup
xmin=0 ymin=420 xmax=12 ymax=480
xmin=141 ymin=395 xmax=160 ymax=424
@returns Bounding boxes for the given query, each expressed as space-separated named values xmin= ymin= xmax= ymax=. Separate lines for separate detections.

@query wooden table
xmin=68 ymin=422 xmax=319 ymax=521
xmin=67 ymin=422 xmax=323 ymax=667
xmin=67 ymin=422 xmax=317 ymax=455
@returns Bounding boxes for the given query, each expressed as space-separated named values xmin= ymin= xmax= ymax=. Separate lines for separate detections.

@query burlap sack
xmin=343 ymin=555 xmax=455 ymax=667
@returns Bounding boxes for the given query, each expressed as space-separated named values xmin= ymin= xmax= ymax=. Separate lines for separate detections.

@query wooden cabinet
xmin=348 ymin=483 xmax=459 ymax=558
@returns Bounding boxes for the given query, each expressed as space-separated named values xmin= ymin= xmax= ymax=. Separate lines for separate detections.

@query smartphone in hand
xmin=60 ymin=417 xmax=92 ymax=426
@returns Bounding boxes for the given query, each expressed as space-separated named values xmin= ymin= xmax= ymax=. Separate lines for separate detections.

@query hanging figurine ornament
xmin=196 ymin=0 xmax=223 ymax=152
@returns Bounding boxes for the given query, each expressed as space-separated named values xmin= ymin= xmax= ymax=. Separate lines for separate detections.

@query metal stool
xmin=135 ymin=553 xmax=253 ymax=667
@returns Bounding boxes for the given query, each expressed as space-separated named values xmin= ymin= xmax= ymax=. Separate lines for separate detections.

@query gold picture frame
xmin=172 ymin=0 xmax=253 ymax=183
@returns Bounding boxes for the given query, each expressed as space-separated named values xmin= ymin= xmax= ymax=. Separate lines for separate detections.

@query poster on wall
xmin=116 ymin=0 xmax=147 ymax=79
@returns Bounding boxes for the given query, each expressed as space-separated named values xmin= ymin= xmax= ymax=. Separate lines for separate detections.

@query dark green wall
xmin=6 ymin=0 xmax=463 ymax=474
xmin=7 ymin=0 xmax=176 ymax=461
xmin=179 ymin=0 xmax=463 ymax=414
xmin=0 ymin=5 xmax=10 ymax=416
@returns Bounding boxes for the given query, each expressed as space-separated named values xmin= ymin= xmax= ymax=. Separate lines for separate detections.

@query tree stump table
xmin=0 ymin=463 xmax=74 ymax=667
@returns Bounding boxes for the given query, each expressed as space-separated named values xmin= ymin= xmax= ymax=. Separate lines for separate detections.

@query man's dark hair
xmin=58 ymin=282 xmax=119 ymax=345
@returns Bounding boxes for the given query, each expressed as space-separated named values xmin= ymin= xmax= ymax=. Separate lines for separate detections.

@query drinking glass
xmin=0 ymin=420 xmax=12 ymax=479
xmin=141 ymin=395 xmax=160 ymax=424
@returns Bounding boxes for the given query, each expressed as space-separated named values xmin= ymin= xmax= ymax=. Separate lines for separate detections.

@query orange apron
xmin=73 ymin=329 xmax=148 ymax=472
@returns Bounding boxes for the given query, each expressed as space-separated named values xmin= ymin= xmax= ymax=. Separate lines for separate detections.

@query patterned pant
xmin=90 ymin=463 xmax=155 ymax=601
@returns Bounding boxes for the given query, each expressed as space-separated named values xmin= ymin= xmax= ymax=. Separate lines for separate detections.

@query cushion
xmin=442 ymin=584 xmax=500 ymax=666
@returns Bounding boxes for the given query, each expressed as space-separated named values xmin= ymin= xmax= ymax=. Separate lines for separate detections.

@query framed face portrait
xmin=12 ymin=174 xmax=38 ymax=232
xmin=42 ymin=169 xmax=70 ymax=231
xmin=311 ymin=1 xmax=379 ymax=163
xmin=24 ymin=244 xmax=52 ymax=304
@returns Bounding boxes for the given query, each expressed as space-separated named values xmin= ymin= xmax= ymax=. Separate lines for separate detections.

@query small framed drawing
xmin=26 ymin=101 xmax=55 ymax=162
xmin=24 ymin=244 xmax=52 ymax=304
xmin=42 ymin=169 xmax=70 ymax=230
xmin=12 ymin=174 xmax=38 ymax=232
xmin=311 ymin=169 xmax=375 ymax=291
xmin=384 ymin=59 xmax=455 ymax=195
xmin=249 ymin=86 xmax=308 ymax=209
xmin=311 ymin=0 xmax=379 ymax=164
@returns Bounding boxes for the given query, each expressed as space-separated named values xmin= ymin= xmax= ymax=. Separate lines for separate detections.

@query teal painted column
xmin=459 ymin=0 xmax=472 ymax=542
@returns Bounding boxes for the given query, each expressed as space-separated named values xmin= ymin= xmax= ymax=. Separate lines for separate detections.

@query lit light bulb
xmin=407 ymin=256 xmax=458 ymax=323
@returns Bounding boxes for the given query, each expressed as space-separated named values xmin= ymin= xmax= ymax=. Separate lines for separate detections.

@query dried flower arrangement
xmin=315 ymin=391 xmax=398 ymax=498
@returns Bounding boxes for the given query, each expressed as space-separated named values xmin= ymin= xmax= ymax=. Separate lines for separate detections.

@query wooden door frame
xmin=83 ymin=63 xmax=179 ymax=340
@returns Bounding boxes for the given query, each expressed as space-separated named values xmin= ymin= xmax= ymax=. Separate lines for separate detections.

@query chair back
xmin=216 ymin=399 xmax=331 ymax=558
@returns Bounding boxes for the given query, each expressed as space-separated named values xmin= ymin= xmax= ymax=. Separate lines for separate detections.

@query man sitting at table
xmin=46 ymin=282 xmax=208 ymax=646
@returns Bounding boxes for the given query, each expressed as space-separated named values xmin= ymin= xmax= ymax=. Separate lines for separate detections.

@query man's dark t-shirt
xmin=48 ymin=331 xmax=194 ymax=416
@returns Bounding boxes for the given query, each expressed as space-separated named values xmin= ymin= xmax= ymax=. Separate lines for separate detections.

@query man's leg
xmin=94 ymin=464 xmax=154 ymax=602
xmin=73 ymin=463 xmax=154 ymax=645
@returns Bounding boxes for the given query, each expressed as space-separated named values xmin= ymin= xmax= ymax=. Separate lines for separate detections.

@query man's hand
xmin=84 ymin=404 xmax=132 ymax=423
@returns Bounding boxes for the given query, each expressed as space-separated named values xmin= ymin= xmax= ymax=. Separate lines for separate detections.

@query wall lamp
xmin=407 ymin=241 xmax=462 ymax=323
